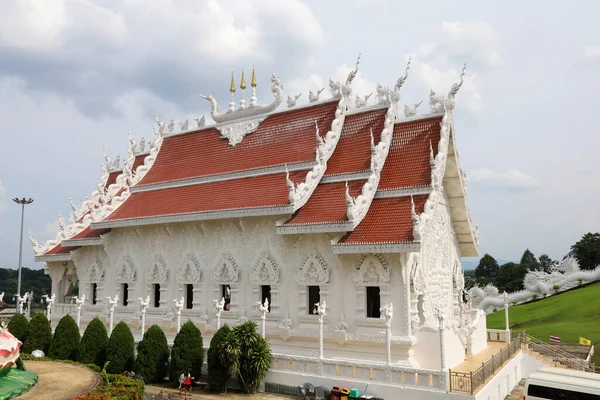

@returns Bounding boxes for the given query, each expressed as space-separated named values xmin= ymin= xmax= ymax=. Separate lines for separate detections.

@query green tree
xmin=538 ymin=254 xmax=553 ymax=273
xmin=78 ymin=317 xmax=109 ymax=367
xmin=48 ymin=314 xmax=80 ymax=361
xmin=520 ymin=249 xmax=540 ymax=270
xmin=169 ymin=321 xmax=204 ymax=383
xmin=571 ymin=232 xmax=600 ymax=271
xmin=207 ymin=324 xmax=232 ymax=392
xmin=495 ymin=262 xmax=528 ymax=293
xmin=475 ymin=254 xmax=499 ymax=281
xmin=7 ymin=313 xmax=29 ymax=343
xmin=134 ymin=325 xmax=170 ymax=383
xmin=23 ymin=313 xmax=52 ymax=354
xmin=219 ymin=321 xmax=271 ymax=394
xmin=106 ymin=321 xmax=135 ymax=374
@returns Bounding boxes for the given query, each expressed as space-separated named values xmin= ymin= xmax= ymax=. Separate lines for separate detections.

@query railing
xmin=270 ymin=353 xmax=446 ymax=390
xmin=449 ymin=335 xmax=522 ymax=394
xmin=514 ymin=331 xmax=595 ymax=372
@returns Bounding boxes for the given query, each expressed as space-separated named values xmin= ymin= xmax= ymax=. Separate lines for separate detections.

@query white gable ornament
xmin=116 ymin=256 xmax=136 ymax=283
xmin=146 ymin=254 xmax=169 ymax=283
xmin=250 ymin=254 xmax=280 ymax=284
xmin=212 ymin=254 xmax=240 ymax=283
xmin=176 ymin=254 xmax=202 ymax=283
xmin=86 ymin=258 xmax=105 ymax=283
xmin=353 ymin=254 xmax=390 ymax=285
xmin=295 ymin=254 xmax=330 ymax=285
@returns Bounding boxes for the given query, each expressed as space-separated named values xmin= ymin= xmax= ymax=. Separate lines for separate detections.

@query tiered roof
xmin=33 ymin=59 xmax=479 ymax=261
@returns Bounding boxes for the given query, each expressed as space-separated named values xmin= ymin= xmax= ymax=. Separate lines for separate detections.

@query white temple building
xmin=31 ymin=57 xmax=528 ymax=399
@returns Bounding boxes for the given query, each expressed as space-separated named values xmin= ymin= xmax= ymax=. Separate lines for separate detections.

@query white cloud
xmin=583 ymin=45 xmax=600 ymax=61
xmin=470 ymin=168 xmax=541 ymax=190
xmin=44 ymin=219 xmax=60 ymax=237
xmin=408 ymin=20 xmax=502 ymax=115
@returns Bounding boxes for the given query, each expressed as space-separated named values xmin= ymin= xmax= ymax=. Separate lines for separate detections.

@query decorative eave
xmin=61 ymin=237 xmax=103 ymax=247
xmin=375 ymin=185 xmax=432 ymax=199
xmin=332 ymin=241 xmax=420 ymax=254
xmin=132 ymin=160 xmax=315 ymax=194
xmin=34 ymin=252 xmax=73 ymax=262
xmin=91 ymin=205 xmax=294 ymax=229
xmin=320 ymin=171 xmax=371 ymax=184
xmin=277 ymin=221 xmax=354 ymax=235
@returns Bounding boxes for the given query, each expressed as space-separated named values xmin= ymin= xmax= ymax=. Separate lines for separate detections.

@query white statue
xmin=308 ymin=88 xmax=324 ymax=103
xmin=287 ymin=94 xmax=302 ymax=108
xmin=355 ymin=93 xmax=372 ymax=109
xmin=403 ymin=101 xmax=423 ymax=117
xmin=194 ymin=116 xmax=205 ymax=128
xmin=179 ymin=119 xmax=189 ymax=132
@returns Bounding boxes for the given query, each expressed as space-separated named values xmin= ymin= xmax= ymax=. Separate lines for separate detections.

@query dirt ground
xmin=145 ymin=383 xmax=296 ymax=400
xmin=18 ymin=360 xmax=101 ymax=400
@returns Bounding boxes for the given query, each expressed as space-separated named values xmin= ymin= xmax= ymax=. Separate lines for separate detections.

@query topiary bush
xmin=78 ymin=317 xmax=109 ymax=367
xmin=23 ymin=313 xmax=52 ymax=354
xmin=48 ymin=314 xmax=80 ymax=361
xmin=134 ymin=324 xmax=170 ymax=383
xmin=105 ymin=321 xmax=135 ymax=374
xmin=219 ymin=321 xmax=271 ymax=394
xmin=7 ymin=313 xmax=29 ymax=343
xmin=208 ymin=324 xmax=232 ymax=392
xmin=169 ymin=321 xmax=204 ymax=383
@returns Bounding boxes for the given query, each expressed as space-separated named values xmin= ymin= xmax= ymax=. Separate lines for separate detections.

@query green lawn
xmin=486 ymin=281 xmax=600 ymax=366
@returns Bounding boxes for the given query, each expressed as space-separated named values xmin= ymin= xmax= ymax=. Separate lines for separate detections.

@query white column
xmin=27 ymin=291 xmax=33 ymax=319
xmin=107 ymin=294 xmax=118 ymax=335
xmin=139 ymin=296 xmax=150 ymax=336
xmin=174 ymin=296 xmax=184 ymax=333
xmin=380 ymin=303 xmax=394 ymax=366
xmin=436 ymin=309 xmax=446 ymax=371
xmin=255 ymin=297 xmax=270 ymax=338
xmin=213 ymin=297 xmax=225 ymax=330
xmin=315 ymin=300 xmax=327 ymax=360
xmin=43 ymin=293 xmax=56 ymax=322
xmin=503 ymin=292 xmax=511 ymax=343
xmin=75 ymin=294 xmax=86 ymax=329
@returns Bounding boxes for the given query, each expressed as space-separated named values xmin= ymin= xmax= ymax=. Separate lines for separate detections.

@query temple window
xmin=366 ymin=286 xmax=381 ymax=318
xmin=91 ymin=283 xmax=97 ymax=305
xmin=260 ymin=285 xmax=272 ymax=312
xmin=308 ymin=285 xmax=320 ymax=314
xmin=221 ymin=284 xmax=231 ymax=311
xmin=121 ymin=283 xmax=129 ymax=306
xmin=185 ymin=284 xmax=193 ymax=310
xmin=153 ymin=283 xmax=161 ymax=308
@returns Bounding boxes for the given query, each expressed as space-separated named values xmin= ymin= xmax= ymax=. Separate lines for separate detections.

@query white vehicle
xmin=524 ymin=369 xmax=600 ymax=399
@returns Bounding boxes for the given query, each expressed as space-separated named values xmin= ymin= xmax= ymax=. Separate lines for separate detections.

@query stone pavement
xmin=19 ymin=360 xmax=101 ymax=400
xmin=144 ymin=384 xmax=296 ymax=400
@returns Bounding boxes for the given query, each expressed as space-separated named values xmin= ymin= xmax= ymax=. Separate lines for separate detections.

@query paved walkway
xmin=452 ymin=341 xmax=508 ymax=372
xmin=145 ymin=384 xmax=295 ymax=400
xmin=19 ymin=360 xmax=101 ymax=400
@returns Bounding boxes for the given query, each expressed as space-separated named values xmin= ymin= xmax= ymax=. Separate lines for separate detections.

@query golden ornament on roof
xmin=229 ymin=72 xmax=236 ymax=92
xmin=240 ymin=69 xmax=247 ymax=90
xmin=251 ymin=66 xmax=257 ymax=87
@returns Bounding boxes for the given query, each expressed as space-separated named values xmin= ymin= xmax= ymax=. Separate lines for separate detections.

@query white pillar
xmin=107 ymin=294 xmax=118 ymax=335
xmin=255 ymin=298 xmax=270 ymax=338
xmin=503 ymin=292 xmax=511 ymax=343
xmin=27 ymin=291 xmax=33 ymax=319
xmin=380 ymin=303 xmax=394 ymax=366
xmin=315 ymin=300 xmax=327 ymax=360
xmin=174 ymin=296 xmax=184 ymax=333
xmin=139 ymin=296 xmax=149 ymax=336
xmin=436 ymin=309 xmax=447 ymax=371
xmin=213 ymin=297 xmax=225 ymax=330
xmin=44 ymin=293 xmax=55 ymax=322
xmin=75 ymin=294 xmax=86 ymax=329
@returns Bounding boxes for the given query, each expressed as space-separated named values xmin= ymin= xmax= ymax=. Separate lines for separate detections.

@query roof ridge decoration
xmin=344 ymin=58 xmax=410 ymax=226
xmin=308 ymin=88 xmax=324 ymax=103
xmin=31 ymin=128 xmax=166 ymax=257
xmin=285 ymin=54 xmax=361 ymax=211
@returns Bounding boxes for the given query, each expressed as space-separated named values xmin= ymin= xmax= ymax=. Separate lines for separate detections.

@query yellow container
xmin=340 ymin=388 xmax=351 ymax=400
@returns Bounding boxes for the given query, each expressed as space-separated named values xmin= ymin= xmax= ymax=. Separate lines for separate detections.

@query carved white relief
xmin=145 ymin=254 xmax=169 ymax=283
xmin=403 ymin=101 xmax=423 ymax=118
xmin=87 ymin=258 xmax=105 ymax=283
xmin=176 ymin=254 xmax=201 ymax=283
xmin=308 ymin=88 xmax=324 ymax=103
xmin=353 ymin=254 xmax=390 ymax=285
xmin=216 ymin=117 xmax=267 ymax=146
xmin=287 ymin=94 xmax=302 ymax=108
xmin=213 ymin=253 xmax=240 ymax=283
xmin=250 ymin=254 xmax=280 ymax=284
xmin=295 ymin=254 xmax=330 ymax=285
xmin=116 ymin=255 xmax=136 ymax=283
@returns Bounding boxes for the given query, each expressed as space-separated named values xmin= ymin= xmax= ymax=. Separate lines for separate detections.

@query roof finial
xmin=229 ymin=71 xmax=236 ymax=93
xmin=448 ymin=63 xmax=467 ymax=99
xmin=228 ymin=71 xmax=236 ymax=112
xmin=240 ymin=69 xmax=247 ymax=90
xmin=239 ymin=69 xmax=247 ymax=110
xmin=395 ymin=56 xmax=412 ymax=92
xmin=250 ymin=66 xmax=257 ymax=107
xmin=251 ymin=66 xmax=257 ymax=87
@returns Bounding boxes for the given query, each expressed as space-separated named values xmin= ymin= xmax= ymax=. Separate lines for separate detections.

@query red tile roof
xmin=102 ymin=171 xmax=306 ymax=222
xmin=377 ymin=116 xmax=442 ymax=190
xmin=137 ymin=101 xmax=339 ymax=186
xmin=104 ymin=154 xmax=148 ymax=189
xmin=69 ymin=226 xmax=110 ymax=241
xmin=45 ymin=243 xmax=77 ymax=255
xmin=325 ymin=108 xmax=387 ymax=175
xmin=283 ymin=180 xmax=366 ymax=225
xmin=337 ymin=195 xmax=428 ymax=244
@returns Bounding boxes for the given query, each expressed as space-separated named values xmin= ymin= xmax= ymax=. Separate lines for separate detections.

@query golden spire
xmin=240 ymin=69 xmax=247 ymax=90
xmin=229 ymin=71 xmax=236 ymax=93
xmin=251 ymin=65 xmax=257 ymax=87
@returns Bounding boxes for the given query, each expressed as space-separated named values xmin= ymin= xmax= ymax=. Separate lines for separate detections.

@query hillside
xmin=486 ymin=281 xmax=600 ymax=366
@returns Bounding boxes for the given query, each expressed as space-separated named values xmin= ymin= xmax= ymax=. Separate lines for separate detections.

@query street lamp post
xmin=13 ymin=198 xmax=34 ymax=314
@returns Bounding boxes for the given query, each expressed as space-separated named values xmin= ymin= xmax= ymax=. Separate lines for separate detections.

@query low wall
xmin=474 ymin=351 xmax=523 ymax=400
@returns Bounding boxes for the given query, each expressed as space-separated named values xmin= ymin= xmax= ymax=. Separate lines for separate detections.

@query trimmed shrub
xmin=23 ymin=313 xmax=52 ymax=354
xmin=134 ymin=324 xmax=170 ymax=383
xmin=48 ymin=314 xmax=80 ymax=361
xmin=169 ymin=321 xmax=204 ymax=383
xmin=207 ymin=324 xmax=232 ymax=392
xmin=220 ymin=321 xmax=271 ymax=394
xmin=7 ymin=313 xmax=29 ymax=343
xmin=106 ymin=321 xmax=135 ymax=374
xmin=78 ymin=317 xmax=108 ymax=367
xmin=553 ymin=284 xmax=560 ymax=291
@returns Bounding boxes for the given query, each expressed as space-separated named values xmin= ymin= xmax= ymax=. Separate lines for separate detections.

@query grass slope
xmin=486 ymin=281 xmax=600 ymax=366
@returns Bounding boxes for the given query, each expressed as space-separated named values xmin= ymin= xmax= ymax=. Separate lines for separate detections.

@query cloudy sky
xmin=0 ymin=0 xmax=598 ymax=271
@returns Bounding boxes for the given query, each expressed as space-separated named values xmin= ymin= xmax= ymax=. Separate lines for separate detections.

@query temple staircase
xmin=517 ymin=331 xmax=595 ymax=372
